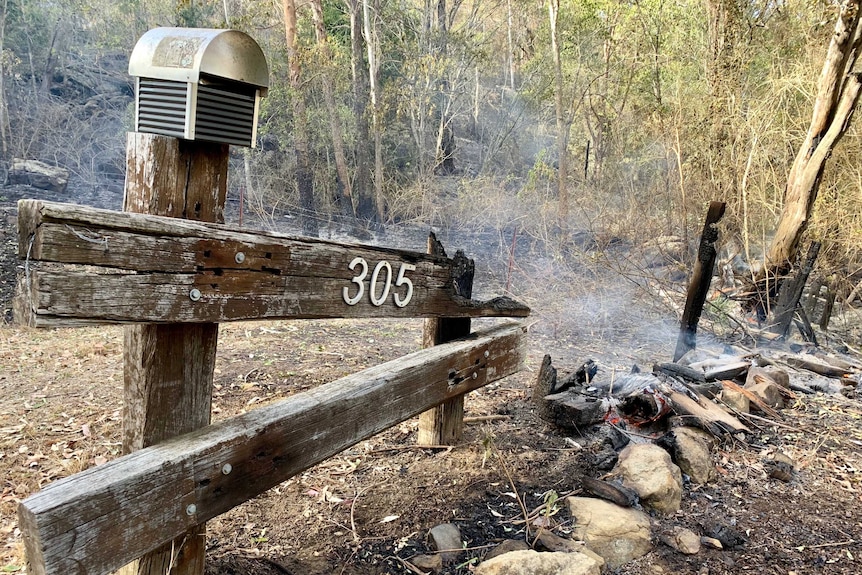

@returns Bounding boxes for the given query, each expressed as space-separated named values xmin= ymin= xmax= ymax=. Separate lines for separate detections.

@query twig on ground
xmin=390 ymin=556 xmax=429 ymax=575
xmin=795 ymin=539 xmax=857 ymax=551
xmin=464 ymin=415 xmax=510 ymax=424
xmin=493 ymin=445 xmax=532 ymax=542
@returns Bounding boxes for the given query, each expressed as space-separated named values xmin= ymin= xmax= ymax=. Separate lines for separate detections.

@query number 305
xmin=342 ymin=258 xmax=416 ymax=308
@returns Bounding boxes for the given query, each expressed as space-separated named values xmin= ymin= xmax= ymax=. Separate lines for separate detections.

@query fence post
xmin=418 ymin=232 xmax=473 ymax=445
xmin=117 ymin=133 xmax=228 ymax=575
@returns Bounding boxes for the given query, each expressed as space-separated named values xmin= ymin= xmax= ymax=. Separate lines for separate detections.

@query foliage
xmin=1 ymin=0 xmax=861 ymax=292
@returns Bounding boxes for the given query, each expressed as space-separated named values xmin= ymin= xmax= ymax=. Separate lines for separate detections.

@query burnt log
xmin=673 ymin=201 xmax=726 ymax=361
xmin=771 ymin=241 xmax=821 ymax=338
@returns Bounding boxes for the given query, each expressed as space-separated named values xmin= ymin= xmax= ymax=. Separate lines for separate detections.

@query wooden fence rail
xmin=19 ymin=323 xmax=526 ymax=575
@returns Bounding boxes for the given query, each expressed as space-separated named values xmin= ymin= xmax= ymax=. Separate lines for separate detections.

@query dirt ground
xmin=1 ymin=202 xmax=861 ymax=575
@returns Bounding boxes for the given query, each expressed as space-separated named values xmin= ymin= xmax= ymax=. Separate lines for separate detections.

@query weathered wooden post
xmin=418 ymin=232 xmax=473 ymax=445
xmin=117 ymin=133 xmax=227 ymax=575
xmin=118 ymin=28 xmax=269 ymax=575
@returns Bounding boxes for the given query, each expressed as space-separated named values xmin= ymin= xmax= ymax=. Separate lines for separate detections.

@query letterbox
xmin=129 ymin=27 xmax=269 ymax=148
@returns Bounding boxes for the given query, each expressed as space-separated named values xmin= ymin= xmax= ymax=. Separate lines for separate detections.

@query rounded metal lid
xmin=129 ymin=28 xmax=269 ymax=92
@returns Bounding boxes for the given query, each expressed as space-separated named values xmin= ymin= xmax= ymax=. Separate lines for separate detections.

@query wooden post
xmin=418 ymin=232 xmax=473 ymax=445
xmin=771 ymin=241 xmax=821 ymax=338
xmin=673 ymin=201 xmax=726 ymax=362
xmin=118 ymin=133 xmax=228 ymax=575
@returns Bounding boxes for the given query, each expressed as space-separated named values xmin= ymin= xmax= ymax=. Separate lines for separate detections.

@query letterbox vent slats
xmin=136 ymin=78 xmax=188 ymax=139
xmin=194 ymin=82 xmax=256 ymax=147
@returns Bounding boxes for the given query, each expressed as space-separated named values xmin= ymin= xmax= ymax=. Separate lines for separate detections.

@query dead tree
xmin=765 ymin=1 xmax=862 ymax=275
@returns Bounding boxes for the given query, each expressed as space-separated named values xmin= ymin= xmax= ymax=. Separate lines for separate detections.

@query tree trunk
xmin=432 ymin=0 xmax=456 ymax=176
xmin=283 ymin=0 xmax=319 ymax=237
xmin=346 ymin=0 xmax=376 ymax=223
xmin=765 ymin=0 xmax=862 ymax=272
xmin=362 ymin=0 xmax=386 ymax=223
xmin=310 ymin=0 xmax=355 ymax=220
xmin=0 ymin=0 xmax=9 ymax=156
xmin=548 ymin=0 xmax=569 ymax=224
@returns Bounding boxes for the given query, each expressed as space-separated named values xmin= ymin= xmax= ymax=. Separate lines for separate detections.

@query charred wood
xmin=579 ymin=476 xmax=639 ymax=508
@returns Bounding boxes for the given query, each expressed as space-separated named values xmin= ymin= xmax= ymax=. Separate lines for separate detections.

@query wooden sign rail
xmin=19 ymin=323 xmax=526 ymax=575
xmin=15 ymin=199 xmax=529 ymax=327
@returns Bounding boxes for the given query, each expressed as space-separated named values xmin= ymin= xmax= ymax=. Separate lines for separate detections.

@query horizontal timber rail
xmin=14 ymin=200 xmax=529 ymax=327
xmin=19 ymin=322 xmax=526 ymax=575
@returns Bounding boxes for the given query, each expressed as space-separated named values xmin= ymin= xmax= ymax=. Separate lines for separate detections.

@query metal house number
xmin=342 ymin=257 xmax=416 ymax=308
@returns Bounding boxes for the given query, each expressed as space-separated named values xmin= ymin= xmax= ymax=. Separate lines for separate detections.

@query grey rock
xmin=8 ymin=159 xmax=69 ymax=193
xmin=428 ymin=523 xmax=462 ymax=565
xmin=566 ymin=496 xmax=652 ymax=570
xmin=665 ymin=426 xmax=715 ymax=485
xmin=660 ymin=527 xmax=701 ymax=555
xmin=613 ymin=443 xmax=683 ymax=513
xmin=475 ymin=550 xmax=601 ymax=575
xmin=484 ymin=539 xmax=530 ymax=561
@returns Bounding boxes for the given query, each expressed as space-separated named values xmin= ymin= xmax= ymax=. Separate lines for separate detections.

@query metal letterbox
xmin=129 ymin=27 xmax=269 ymax=148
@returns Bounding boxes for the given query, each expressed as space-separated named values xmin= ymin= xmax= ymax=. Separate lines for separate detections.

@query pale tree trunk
xmin=283 ymin=0 xmax=319 ymax=236
xmin=433 ymin=0 xmax=456 ymax=176
xmin=310 ymin=0 xmax=355 ymax=219
xmin=506 ymin=0 xmax=515 ymax=90
xmin=362 ymin=0 xmax=385 ymax=222
xmin=0 ymin=0 xmax=9 ymax=156
xmin=549 ymin=0 xmax=568 ymax=223
xmin=766 ymin=0 xmax=862 ymax=272
xmin=346 ymin=0 xmax=376 ymax=223
xmin=704 ymin=0 xmax=745 ymax=208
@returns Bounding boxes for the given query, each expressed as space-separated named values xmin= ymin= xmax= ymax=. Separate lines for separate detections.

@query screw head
xmin=222 ymin=463 xmax=232 ymax=475
xmin=186 ymin=504 xmax=197 ymax=516
xmin=189 ymin=288 xmax=202 ymax=301
xmin=235 ymin=252 xmax=246 ymax=264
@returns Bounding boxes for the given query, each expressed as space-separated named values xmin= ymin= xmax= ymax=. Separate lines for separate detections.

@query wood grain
xmin=18 ymin=323 xmax=526 ymax=575
xmin=119 ymin=133 xmax=228 ymax=575
xmin=418 ymin=232 xmax=472 ymax=445
xmin=15 ymin=200 xmax=529 ymax=326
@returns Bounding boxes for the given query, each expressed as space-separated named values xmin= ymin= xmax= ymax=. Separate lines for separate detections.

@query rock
xmin=613 ymin=443 xmax=683 ymax=513
xmin=719 ymin=388 xmax=750 ymax=413
xmin=642 ymin=235 xmax=687 ymax=268
xmin=484 ymin=539 xmax=531 ymax=561
xmin=764 ymin=451 xmax=794 ymax=482
xmin=533 ymin=533 xmax=605 ymax=567
xmin=744 ymin=380 xmax=784 ymax=409
xmin=428 ymin=523 xmax=462 ymax=565
xmin=8 ymin=159 xmax=69 ymax=193
xmin=746 ymin=365 xmax=790 ymax=389
xmin=663 ymin=426 xmax=715 ymax=485
xmin=700 ymin=536 xmax=723 ymax=549
xmin=660 ymin=527 xmax=701 ymax=555
xmin=410 ymin=554 xmax=443 ymax=572
xmin=566 ymin=496 xmax=652 ymax=570
xmin=474 ymin=550 xmax=601 ymax=575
